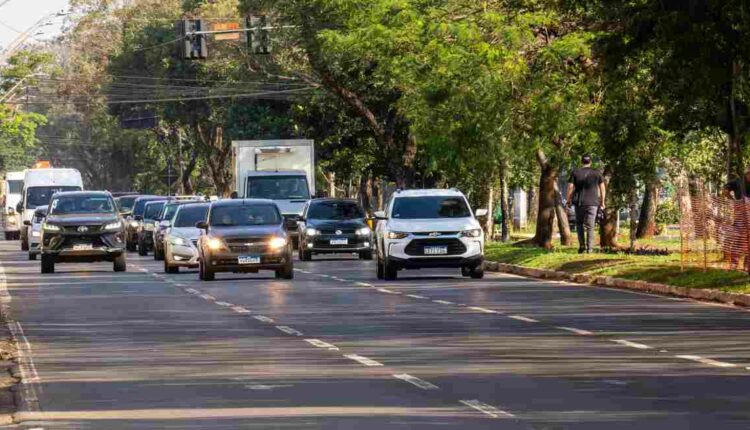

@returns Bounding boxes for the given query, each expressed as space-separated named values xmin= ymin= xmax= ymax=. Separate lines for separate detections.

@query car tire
xmin=359 ymin=250 xmax=373 ymax=260
xmin=4 ymin=232 xmax=13 ymax=240
xmin=28 ymin=253 xmax=36 ymax=261
xmin=41 ymin=254 xmax=54 ymax=274
xmin=138 ymin=238 xmax=147 ymax=256
xmin=113 ymin=254 xmax=127 ymax=272
xmin=164 ymin=258 xmax=179 ymax=274
xmin=383 ymin=257 xmax=398 ymax=281
xmin=199 ymin=259 xmax=214 ymax=281
xmin=301 ymin=250 xmax=312 ymax=261
xmin=21 ymin=237 xmax=28 ymax=251
xmin=376 ymin=255 xmax=384 ymax=279
xmin=154 ymin=245 xmax=164 ymax=261
xmin=461 ymin=266 xmax=471 ymax=277
xmin=470 ymin=265 xmax=484 ymax=279
xmin=126 ymin=240 xmax=136 ymax=252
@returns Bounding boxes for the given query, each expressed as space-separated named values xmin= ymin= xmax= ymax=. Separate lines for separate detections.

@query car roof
xmin=392 ymin=189 xmax=466 ymax=198
xmin=245 ymin=170 xmax=307 ymax=177
xmin=210 ymin=198 xmax=276 ymax=208
xmin=133 ymin=195 xmax=163 ymax=202
xmin=178 ymin=202 xmax=210 ymax=208
xmin=144 ymin=200 xmax=167 ymax=206
xmin=309 ymin=198 xmax=359 ymax=205
xmin=52 ymin=191 xmax=111 ymax=198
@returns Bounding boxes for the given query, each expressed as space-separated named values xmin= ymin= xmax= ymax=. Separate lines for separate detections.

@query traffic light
xmin=179 ymin=19 xmax=208 ymax=59
xmin=247 ymin=15 xmax=270 ymax=55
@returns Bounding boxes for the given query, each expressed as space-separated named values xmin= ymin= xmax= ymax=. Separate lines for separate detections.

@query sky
xmin=0 ymin=0 xmax=70 ymax=52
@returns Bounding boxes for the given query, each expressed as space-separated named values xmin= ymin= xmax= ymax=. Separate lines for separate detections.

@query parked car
xmin=375 ymin=189 xmax=487 ymax=280
xmin=126 ymin=196 xmax=163 ymax=251
xmin=297 ymin=198 xmax=373 ymax=261
xmin=163 ymin=202 xmax=210 ymax=273
xmin=2 ymin=171 xmax=24 ymax=240
xmin=196 ymin=199 xmax=293 ymax=281
xmin=137 ymin=200 xmax=166 ymax=256
xmin=25 ymin=206 xmax=48 ymax=260
xmin=39 ymin=191 xmax=126 ymax=273
xmin=153 ymin=200 xmax=201 ymax=261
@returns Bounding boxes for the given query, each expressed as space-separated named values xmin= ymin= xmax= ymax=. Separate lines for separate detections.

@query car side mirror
xmin=475 ymin=208 xmax=489 ymax=217
xmin=196 ymin=221 xmax=208 ymax=230
xmin=15 ymin=202 xmax=23 ymax=213
xmin=23 ymin=220 xmax=31 ymax=226
xmin=134 ymin=215 xmax=143 ymax=221
xmin=374 ymin=211 xmax=387 ymax=220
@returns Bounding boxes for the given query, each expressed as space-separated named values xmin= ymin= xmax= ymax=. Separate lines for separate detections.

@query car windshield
xmin=7 ymin=180 xmax=22 ymax=194
xmin=308 ymin=201 xmax=365 ymax=220
xmin=210 ymin=204 xmax=281 ymax=227
xmin=174 ymin=205 xmax=209 ymax=228
xmin=117 ymin=196 xmax=137 ymax=212
xmin=144 ymin=202 xmax=165 ymax=220
xmin=246 ymin=176 xmax=310 ymax=200
xmin=26 ymin=186 xmax=81 ymax=208
xmin=49 ymin=195 xmax=115 ymax=215
xmin=391 ymin=196 xmax=471 ymax=219
xmin=161 ymin=204 xmax=182 ymax=221
xmin=132 ymin=198 xmax=160 ymax=216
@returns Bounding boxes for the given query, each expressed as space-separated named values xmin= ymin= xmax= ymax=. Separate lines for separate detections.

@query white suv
xmin=374 ymin=189 xmax=487 ymax=280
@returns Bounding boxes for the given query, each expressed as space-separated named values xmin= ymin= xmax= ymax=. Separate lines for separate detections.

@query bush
xmin=656 ymin=200 xmax=680 ymax=225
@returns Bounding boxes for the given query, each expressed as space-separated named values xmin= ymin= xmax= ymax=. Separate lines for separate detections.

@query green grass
xmin=486 ymin=241 xmax=750 ymax=293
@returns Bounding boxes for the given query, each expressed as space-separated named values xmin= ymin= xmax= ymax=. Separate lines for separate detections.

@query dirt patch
xmin=0 ymin=318 xmax=19 ymax=425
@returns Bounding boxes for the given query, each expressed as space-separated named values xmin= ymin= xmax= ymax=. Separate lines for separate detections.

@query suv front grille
xmin=404 ymin=238 xmax=466 ymax=256
xmin=63 ymin=225 xmax=103 ymax=233
xmin=225 ymin=237 xmax=269 ymax=253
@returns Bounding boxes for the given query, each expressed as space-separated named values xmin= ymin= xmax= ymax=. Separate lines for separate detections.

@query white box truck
xmin=2 ymin=171 xmax=25 ymax=240
xmin=18 ymin=168 xmax=84 ymax=251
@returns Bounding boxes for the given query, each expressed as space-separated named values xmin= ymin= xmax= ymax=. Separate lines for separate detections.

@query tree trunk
xmin=526 ymin=149 xmax=558 ymax=249
xmin=325 ymin=171 xmax=336 ymax=197
xmin=636 ymin=182 xmax=659 ymax=239
xmin=599 ymin=170 xmax=619 ymax=248
xmin=500 ymin=176 xmax=510 ymax=243
xmin=553 ymin=180 xmax=573 ymax=245
xmin=359 ymin=174 xmax=372 ymax=214
xmin=527 ymin=187 xmax=538 ymax=229
xmin=727 ymin=60 xmax=745 ymax=181
xmin=399 ymin=134 xmax=418 ymax=188
xmin=485 ymin=186 xmax=494 ymax=238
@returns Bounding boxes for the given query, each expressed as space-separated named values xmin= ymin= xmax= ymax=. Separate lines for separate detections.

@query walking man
xmin=566 ymin=155 xmax=606 ymax=253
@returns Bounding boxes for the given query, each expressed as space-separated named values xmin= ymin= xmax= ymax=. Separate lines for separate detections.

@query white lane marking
xmin=556 ymin=326 xmax=593 ymax=336
xmin=406 ymin=294 xmax=428 ymax=299
xmin=305 ymin=339 xmax=339 ymax=351
xmin=469 ymin=306 xmax=498 ymax=314
xmin=319 ymin=274 xmax=332 ymax=278
xmin=676 ymin=355 xmax=737 ymax=368
xmin=460 ymin=400 xmax=515 ymax=419
xmin=215 ymin=301 xmax=233 ymax=307
xmin=231 ymin=306 xmax=251 ymax=314
xmin=174 ymin=283 xmax=187 ymax=287
xmin=603 ymin=379 xmax=628 ymax=386
xmin=393 ymin=373 xmax=439 ymax=390
xmin=185 ymin=288 xmax=200 ymax=294
xmin=253 ymin=315 xmax=275 ymax=323
xmin=377 ymin=288 xmax=401 ymax=294
xmin=275 ymin=326 xmax=303 ymax=336
xmin=199 ymin=294 xmax=216 ymax=301
xmin=433 ymin=300 xmax=454 ymax=305
xmin=508 ymin=315 xmax=538 ymax=323
xmin=356 ymin=282 xmax=373 ymax=288
xmin=344 ymin=354 xmax=384 ymax=367
xmin=612 ymin=339 xmax=652 ymax=350
xmin=330 ymin=277 xmax=345 ymax=282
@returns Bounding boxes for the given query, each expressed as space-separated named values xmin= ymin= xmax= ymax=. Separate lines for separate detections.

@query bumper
xmin=204 ymin=250 xmax=291 ymax=273
xmin=384 ymin=236 xmax=484 ymax=269
xmin=42 ymin=247 xmax=125 ymax=262
xmin=387 ymin=254 xmax=483 ymax=270
xmin=42 ymin=231 xmax=126 ymax=262
xmin=303 ymin=235 xmax=372 ymax=253
xmin=167 ymin=243 xmax=200 ymax=267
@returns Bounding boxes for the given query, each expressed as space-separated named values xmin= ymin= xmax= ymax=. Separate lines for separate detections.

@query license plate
xmin=424 ymin=246 xmax=448 ymax=255
xmin=238 ymin=255 xmax=260 ymax=265
xmin=330 ymin=238 xmax=348 ymax=246
xmin=73 ymin=244 xmax=94 ymax=251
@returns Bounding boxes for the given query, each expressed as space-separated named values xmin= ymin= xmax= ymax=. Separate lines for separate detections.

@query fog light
xmin=363 ymin=242 xmax=370 ymax=248
xmin=31 ymin=231 xmax=40 ymax=237
xmin=307 ymin=243 xmax=313 ymax=249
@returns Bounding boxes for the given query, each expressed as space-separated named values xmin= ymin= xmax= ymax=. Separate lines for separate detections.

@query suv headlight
xmin=269 ymin=236 xmax=287 ymax=250
xmin=460 ymin=229 xmax=482 ymax=238
xmin=129 ymin=220 xmax=139 ymax=228
xmin=104 ymin=220 xmax=122 ymax=231
xmin=144 ymin=222 xmax=155 ymax=231
xmin=171 ymin=237 xmax=187 ymax=246
xmin=206 ymin=237 xmax=225 ymax=250
xmin=305 ymin=228 xmax=319 ymax=236
xmin=386 ymin=231 xmax=409 ymax=240
xmin=43 ymin=223 xmax=61 ymax=232
xmin=356 ymin=227 xmax=371 ymax=236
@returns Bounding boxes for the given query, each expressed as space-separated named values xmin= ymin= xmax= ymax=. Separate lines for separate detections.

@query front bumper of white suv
xmin=383 ymin=232 xmax=483 ymax=270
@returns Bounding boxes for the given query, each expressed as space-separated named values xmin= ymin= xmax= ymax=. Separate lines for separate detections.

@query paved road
xmin=2 ymin=240 xmax=750 ymax=429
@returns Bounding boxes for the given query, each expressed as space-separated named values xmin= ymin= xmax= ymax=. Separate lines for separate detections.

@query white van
xmin=2 ymin=171 xmax=24 ymax=240
xmin=18 ymin=168 xmax=83 ymax=251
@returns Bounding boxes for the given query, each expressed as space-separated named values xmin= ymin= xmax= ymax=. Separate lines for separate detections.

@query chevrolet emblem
xmin=77 ymin=226 xmax=89 ymax=233
xmin=429 ymin=232 xmax=440 ymax=237
xmin=335 ymin=230 xmax=343 ymax=235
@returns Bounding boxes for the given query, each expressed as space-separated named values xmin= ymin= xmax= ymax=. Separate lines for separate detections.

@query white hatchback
xmin=374 ymin=189 xmax=487 ymax=280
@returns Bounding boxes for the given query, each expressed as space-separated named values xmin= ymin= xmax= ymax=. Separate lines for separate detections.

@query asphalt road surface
xmin=2 ymin=240 xmax=750 ymax=429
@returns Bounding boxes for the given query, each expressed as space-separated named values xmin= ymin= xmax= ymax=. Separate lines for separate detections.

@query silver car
xmin=27 ymin=206 xmax=48 ymax=260
xmin=163 ymin=202 xmax=209 ymax=273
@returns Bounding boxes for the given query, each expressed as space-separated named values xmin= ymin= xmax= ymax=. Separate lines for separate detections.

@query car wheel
xmin=199 ymin=259 xmax=214 ymax=281
xmin=113 ymin=253 xmax=127 ymax=272
xmin=164 ymin=258 xmax=179 ymax=274
xmin=154 ymin=245 xmax=164 ymax=261
xmin=376 ymin=255 xmax=384 ymax=279
xmin=21 ymin=237 xmax=28 ymax=251
xmin=359 ymin=250 xmax=373 ymax=260
xmin=138 ymin=238 xmax=147 ymax=256
xmin=461 ymin=266 xmax=471 ymax=277
xmin=41 ymin=254 xmax=54 ymax=274
xmin=126 ymin=240 xmax=136 ymax=252
xmin=470 ymin=265 xmax=484 ymax=279
xmin=28 ymin=253 xmax=36 ymax=261
xmin=301 ymin=250 xmax=312 ymax=261
xmin=383 ymin=257 xmax=397 ymax=281
xmin=4 ymin=232 xmax=12 ymax=240
xmin=276 ymin=249 xmax=294 ymax=279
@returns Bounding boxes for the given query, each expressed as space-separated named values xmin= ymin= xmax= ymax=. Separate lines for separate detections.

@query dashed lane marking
xmin=215 ymin=301 xmax=233 ymax=307
xmin=393 ymin=373 xmax=439 ymax=390
xmin=253 ymin=315 xmax=275 ymax=323
xmin=433 ymin=300 xmax=454 ymax=305
xmin=460 ymin=400 xmax=515 ymax=419
xmin=469 ymin=306 xmax=497 ymax=314
xmin=275 ymin=326 xmax=303 ymax=336
xmin=676 ymin=355 xmax=737 ymax=368
xmin=377 ymin=288 xmax=401 ymax=294
xmin=556 ymin=326 xmax=593 ymax=336
xmin=612 ymin=339 xmax=652 ymax=350
xmin=344 ymin=354 xmax=384 ymax=367
xmin=231 ymin=306 xmax=251 ymax=314
xmin=199 ymin=294 xmax=216 ymax=301
xmin=406 ymin=294 xmax=428 ymax=299
xmin=356 ymin=282 xmax=373 ymax=288
xmin=508 ymin=315 xmax=539 ymax=323
xmin=185 ymin=288 xmax=200 ymax=294
xmin=305 ymin=339 xmax=340 ymax=351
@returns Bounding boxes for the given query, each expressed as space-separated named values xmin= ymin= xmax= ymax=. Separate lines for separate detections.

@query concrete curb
xmin=484 ymin=261 xmax=750 ymax=308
